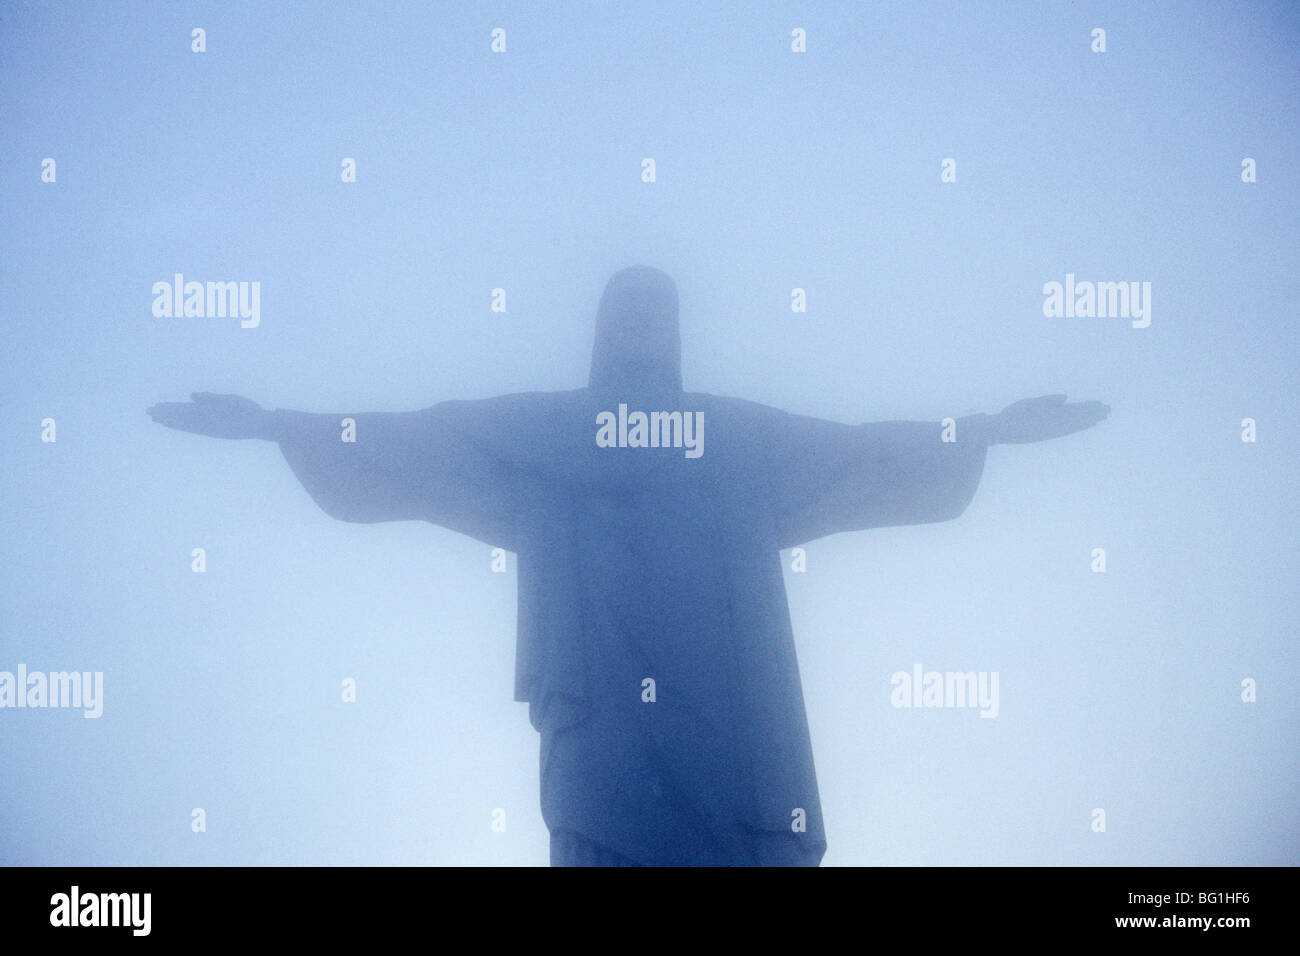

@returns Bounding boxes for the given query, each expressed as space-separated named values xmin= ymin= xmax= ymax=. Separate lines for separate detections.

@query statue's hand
xmin=990 ymin=394 xmax=1110 ymax=445
xmin=147 ymin=392 xmax=273 ymax=440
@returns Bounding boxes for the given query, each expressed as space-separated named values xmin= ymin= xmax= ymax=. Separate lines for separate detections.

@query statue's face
xmin=593 ymin=267 xmax=680 ymax=388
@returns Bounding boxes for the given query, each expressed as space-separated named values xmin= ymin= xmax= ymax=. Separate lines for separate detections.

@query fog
xmin=2 ymin=1 xmax=1297 ymax=865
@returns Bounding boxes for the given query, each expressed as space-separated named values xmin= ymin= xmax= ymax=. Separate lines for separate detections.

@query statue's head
xmin=589 ymin=266 xmax=682 ymax=391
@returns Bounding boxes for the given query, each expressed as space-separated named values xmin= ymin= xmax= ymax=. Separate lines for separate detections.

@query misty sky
xmin=1 ymin=1 xmax=1297 ymax=865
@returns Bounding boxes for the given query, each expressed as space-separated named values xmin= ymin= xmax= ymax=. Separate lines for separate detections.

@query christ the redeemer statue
xmin=149 ymin=266 xmax=1108 ymax=866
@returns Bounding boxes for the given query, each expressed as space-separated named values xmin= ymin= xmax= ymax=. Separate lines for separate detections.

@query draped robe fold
xmin=274 ymin=387 xmax=986 ymax=865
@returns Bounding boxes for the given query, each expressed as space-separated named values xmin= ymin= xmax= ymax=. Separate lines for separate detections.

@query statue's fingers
xmin=1021 ymin=394 xmax=1067 ymax=409
xmin=152 ymin=401 xmax=212 ymax=428
xmin=192 ymin=391 xmax=243 ymax=404
xmin=1063 ymin=403 xmax=1108 ymax=430
xmin=148 ymin=406 xmax=183 ymax=426
xmin=1075 ymin=401 xmax=1110 ymax=422
xmin=149 ymin=401 xmax=184 ymax=419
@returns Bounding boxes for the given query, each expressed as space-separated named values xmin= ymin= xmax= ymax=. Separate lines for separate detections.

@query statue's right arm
xmin=148 ymin=392 xmax=527 ymax=549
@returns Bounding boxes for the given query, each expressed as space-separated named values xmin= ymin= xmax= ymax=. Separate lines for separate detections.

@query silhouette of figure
xmin=149 ymin=266 xmax=1109 ymax=866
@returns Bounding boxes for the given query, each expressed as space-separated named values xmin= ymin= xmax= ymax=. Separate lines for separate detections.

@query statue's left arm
xmin=759 ymin=394 xmax=1108 ymax=547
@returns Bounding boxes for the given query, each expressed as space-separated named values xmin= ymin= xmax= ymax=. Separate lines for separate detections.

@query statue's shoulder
xmin=423 ymin=389 xmax=588 ymax=417
xmin=681 ymin=392 xmax=793 ymax=426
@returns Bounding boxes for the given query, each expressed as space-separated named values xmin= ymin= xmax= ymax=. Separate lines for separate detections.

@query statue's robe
xmin=273 ymin=386 xmax=986 ymax=865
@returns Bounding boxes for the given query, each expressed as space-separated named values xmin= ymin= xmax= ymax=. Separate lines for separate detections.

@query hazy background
xmin=2 ymin=0 xmax=1297 ymax=865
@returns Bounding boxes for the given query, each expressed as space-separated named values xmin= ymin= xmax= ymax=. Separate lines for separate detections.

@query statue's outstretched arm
xmin=148 ymin=392 xmax=532 ymax=549
xmin=147 ymin=392 xmax=274 ymax=440
xmin=757 ymin=394 xmax=1108 ymax=548
xmin=963 ymin=395 xmax=1110 ymax=446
